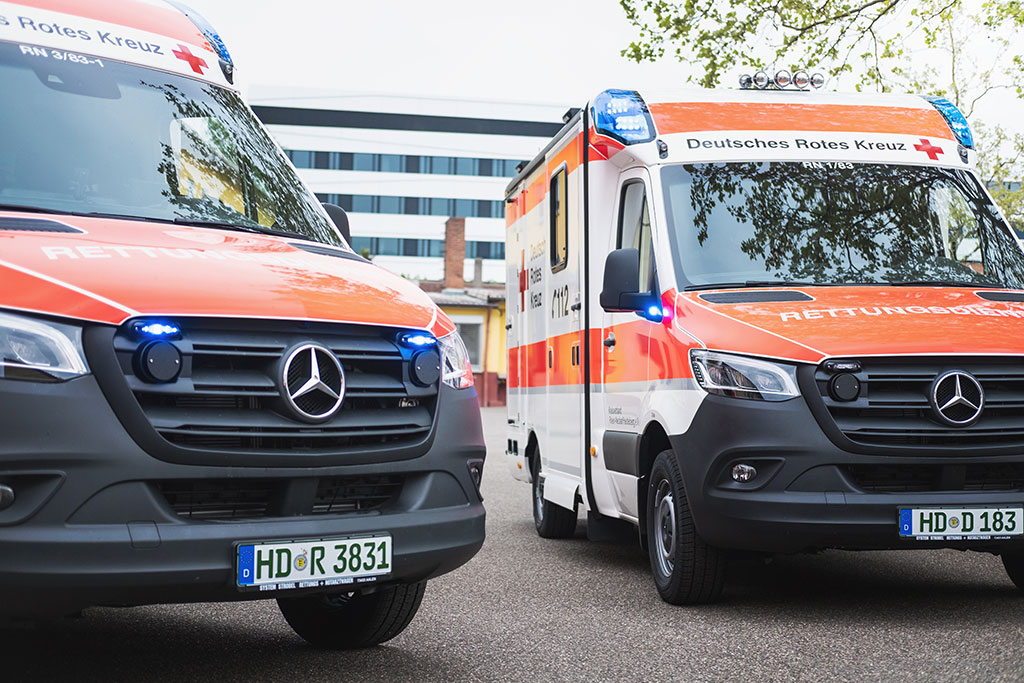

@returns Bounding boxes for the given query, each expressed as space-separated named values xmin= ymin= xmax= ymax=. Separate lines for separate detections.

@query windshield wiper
xmin=171 ymin=217 xmax=301 ymax=239
xmin=886 ymin=280 xmax=995 ymax=288
xmin=0 ymin=203 xmax=71 ymax=216
xmin=685 ymin=280 xmax=827 ymax=291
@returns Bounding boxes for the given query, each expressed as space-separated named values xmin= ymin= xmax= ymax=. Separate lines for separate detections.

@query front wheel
xmin=1001 ymin=552 xmax=1024 ymax=591
xmin=277 ymin=581 xmax=426 ymax=649
xmin=646 ymin=449 xmax=727 ymax=604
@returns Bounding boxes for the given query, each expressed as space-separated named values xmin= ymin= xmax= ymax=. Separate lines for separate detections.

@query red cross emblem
xmin=914 ymin=138 xmax=944 ymax=161
xmin=518 ymin=251 xmax=528 ymax=312
xmin=172 ymin=44 xmax=208 ymax=75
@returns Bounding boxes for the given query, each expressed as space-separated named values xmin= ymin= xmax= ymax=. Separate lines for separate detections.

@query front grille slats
xmin=115 ymin=320 xmax=437 ymax=455
xmin=313 ymin=475 xmax=403 ymax=514
xmin=844 ymin=463 xmax=1024 ymax=492
xmin=814 ymin=357 xmax=1024 ymax=449
xmin=157 ymin=475 xmax=404 ymax=520
xmin=146 ymin=405 xmax=431 ymax=431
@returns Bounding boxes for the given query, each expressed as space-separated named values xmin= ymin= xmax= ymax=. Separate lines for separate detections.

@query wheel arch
xmin=524 ymin=430 xmax=540 ymax=481
xmin=636 ymin=419 xmax=672 ymax=538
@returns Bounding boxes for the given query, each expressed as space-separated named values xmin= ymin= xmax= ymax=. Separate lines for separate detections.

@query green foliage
xmin=619 ymin=0 xmax=1022 ymax=92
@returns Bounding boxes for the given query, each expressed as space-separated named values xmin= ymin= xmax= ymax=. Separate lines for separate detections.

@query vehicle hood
xmin=675 ymin=286 xmax=1024 ymax=362
xmin=0 ymin=213 xmax=449 ymax=333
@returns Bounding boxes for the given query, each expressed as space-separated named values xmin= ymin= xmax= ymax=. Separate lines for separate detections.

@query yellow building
xmin=426 ymin=288 xmax=506 ymax=406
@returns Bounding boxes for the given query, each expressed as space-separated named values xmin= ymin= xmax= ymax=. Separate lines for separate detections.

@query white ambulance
xmin=505 ymin=75 xmax=1024 ymax=604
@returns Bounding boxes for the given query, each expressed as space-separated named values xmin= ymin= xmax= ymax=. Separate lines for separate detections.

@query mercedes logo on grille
xmin=281 ymin=344 xmax=345 ymax=422
xmin=930 ymin=370 xmax=984 ymax=427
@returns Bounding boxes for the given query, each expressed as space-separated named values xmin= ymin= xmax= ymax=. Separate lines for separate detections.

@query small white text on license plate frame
xmin=237 ymin=535 xmax=392 ymax=591
xmin=899 ymin=508 xmax=1023 ymax=539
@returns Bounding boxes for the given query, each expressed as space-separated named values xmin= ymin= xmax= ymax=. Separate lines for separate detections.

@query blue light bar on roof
xmin=591 ymin=89 xmax=656 ymax=145
xmin=923 ymin=96 xmax=974 ymax=149
xmin=164 ymin=0 xmax=233 ymax=66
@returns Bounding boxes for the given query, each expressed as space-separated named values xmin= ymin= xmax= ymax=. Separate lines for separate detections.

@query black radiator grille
xmin=157 ymin=475 xmax=403 ymax=520
xmin=814 ymin=357 xmax=1024 ymax=449
xmin=114 ymin=320 xmax=437 ymax=455
xmin=844 ymin=463 xmax=1024 ymax=493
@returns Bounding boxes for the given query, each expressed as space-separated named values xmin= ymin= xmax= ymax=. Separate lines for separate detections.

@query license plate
xmin=236 ymin=535 xmax=392 ymax=592
xmin=899 ymin=508 xmax=1024 ymax=540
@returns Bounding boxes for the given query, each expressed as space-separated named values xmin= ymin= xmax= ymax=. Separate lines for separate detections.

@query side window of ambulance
xmin=550 ymin=166 xmax=568 ymax=272
xmin=617 ymin=181 xmax=655 ymax=293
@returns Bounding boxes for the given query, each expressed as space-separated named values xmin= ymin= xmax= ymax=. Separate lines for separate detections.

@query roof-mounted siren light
xmin=591 ymin=89 xmax=656 ymax=145
xmin=922 ymin=96 xmax=974 ymax=149
xmin=739 ymin=69 xmax=826 ymax=90
xmin=164 ymin=0 xmax=235 ymax=83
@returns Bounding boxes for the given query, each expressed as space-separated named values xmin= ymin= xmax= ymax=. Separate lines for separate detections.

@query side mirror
xmin=322 ymin=203 xmax=351 ymax=244
xmin=600 ymin=248 xmax=663 ymax=321
xmin=601 ymin=248 xmax=644 ymax=311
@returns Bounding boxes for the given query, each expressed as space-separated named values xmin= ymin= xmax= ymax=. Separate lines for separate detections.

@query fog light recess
xmin=732 ymin=464 xmax=758 ymax=483
xmin=0 ymin=484 xmax=14 ymax=511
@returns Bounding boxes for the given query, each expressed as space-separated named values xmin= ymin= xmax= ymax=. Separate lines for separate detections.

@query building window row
xmin=349 ymin=237 xmax=505 ymax=260
xmin=288 ymin=150 xmax=526 ymax=178
xmin=317 ymin=193 xmax=505 ymax=219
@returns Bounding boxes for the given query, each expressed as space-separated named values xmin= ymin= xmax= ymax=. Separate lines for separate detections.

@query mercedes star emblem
xmin=930 ymin=370 xmax=984 ymax=427
xmin=281 ymin=343 xmax=345 ymax=422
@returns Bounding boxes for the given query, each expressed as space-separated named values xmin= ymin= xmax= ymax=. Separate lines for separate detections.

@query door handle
xmin=603 ymin=332 xmax=615 ymax=349
xmin=570 ymin=302 xmax=582 ymax=312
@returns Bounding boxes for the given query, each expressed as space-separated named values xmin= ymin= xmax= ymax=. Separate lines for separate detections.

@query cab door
xmin=597 ymin=168 xmax=657 ymax=518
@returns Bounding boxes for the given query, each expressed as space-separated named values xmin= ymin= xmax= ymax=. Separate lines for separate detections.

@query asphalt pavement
xmin=4 ymin=406 xmax=1024 ymax=682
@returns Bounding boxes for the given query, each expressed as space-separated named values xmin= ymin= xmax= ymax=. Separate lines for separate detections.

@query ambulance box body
xmin=505 ymin=84 xmax=1024 ymax=603
xmin=0 ymin=0 xmax=484 ymax=646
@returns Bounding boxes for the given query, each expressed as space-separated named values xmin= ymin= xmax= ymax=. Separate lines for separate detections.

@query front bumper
xmin=0 ymin=376 xmax=485 ymax=617
xmin=670 ymin=393 xmax=1024 ymax=554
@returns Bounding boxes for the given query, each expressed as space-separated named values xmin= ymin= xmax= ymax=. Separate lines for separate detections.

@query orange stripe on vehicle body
xmin=507 ymin=315 xmax=697 ymax=388
xmin=648 ymin=102 xmax=955 ymax=140
xmin=506 ymin=132 xmax=584 ymax=223
xmin=0 ymin=264 xmax=131 ymax=323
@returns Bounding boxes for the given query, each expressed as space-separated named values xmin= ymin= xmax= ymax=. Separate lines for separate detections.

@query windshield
xmin=0 ymin=40 xmax=343 ymax=246
xmin=661 ymin=161 xmax=1024 ymax=290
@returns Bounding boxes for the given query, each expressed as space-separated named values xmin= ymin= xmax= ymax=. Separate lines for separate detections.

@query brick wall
xmin=443 ymin=217 xmax=466 ymax=290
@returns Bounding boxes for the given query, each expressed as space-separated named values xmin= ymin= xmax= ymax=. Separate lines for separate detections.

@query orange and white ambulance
xmin=0 ymin=0 xmax=485 ymax=645
xmin=505 ymin=76 xmax=1024 ymax=604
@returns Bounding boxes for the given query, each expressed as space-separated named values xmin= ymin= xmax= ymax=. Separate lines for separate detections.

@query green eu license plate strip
xmin=237 ymin=535 xmax=392 ymax=592
xmin=899 ymin=508 xmax=1023 ymax=539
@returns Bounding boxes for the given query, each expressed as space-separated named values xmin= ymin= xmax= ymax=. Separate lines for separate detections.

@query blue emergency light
xmin=591 ymin=89 xmax=656 ymax=145
xmin=132 ymin=321 xmax=182 ymax=340
xmin=923 ymin=96 xmax=974 ymax=149
xmin=400 ymin=333 xmax=437 ymax=348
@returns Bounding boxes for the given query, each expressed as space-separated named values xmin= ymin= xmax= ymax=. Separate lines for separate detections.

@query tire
xmin=278 ymin=581 xmax=426 ymax=649
xmin=531 ymin=447 xmax=577 ymax=539
xmin=1001 ymin=552 xmax=1024 ymax=591
xmin=646 ymin=449 xmax=727 ymax=605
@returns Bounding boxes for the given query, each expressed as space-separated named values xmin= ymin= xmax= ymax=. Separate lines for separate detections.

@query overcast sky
xmin=184 ymin=0 xmax=1020 ymax=134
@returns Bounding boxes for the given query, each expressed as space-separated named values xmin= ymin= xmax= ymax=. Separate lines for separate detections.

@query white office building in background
xmin=248 ymin=88 xmax=566 ymax=284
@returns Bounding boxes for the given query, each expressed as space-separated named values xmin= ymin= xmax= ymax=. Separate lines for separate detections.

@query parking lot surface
xmin=3 ymin=406 xmax=1024 ymax=682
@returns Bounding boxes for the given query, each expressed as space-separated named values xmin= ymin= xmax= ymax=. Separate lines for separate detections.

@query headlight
xmin=437 ymin=330 xmax=475 ymax=390
xmin=690 ymin=350 xmax=799 ymax=401
xmin=0 ymin=311 xmax=89 ymax=382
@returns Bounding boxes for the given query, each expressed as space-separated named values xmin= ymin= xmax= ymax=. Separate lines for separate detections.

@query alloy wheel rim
xmin=654 ymin=479 xmax=676 ymax=578
xmin=534 ymin=470 xmax=544 ymax=523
